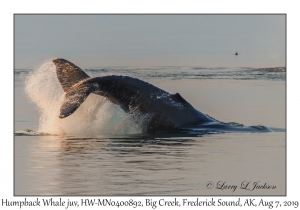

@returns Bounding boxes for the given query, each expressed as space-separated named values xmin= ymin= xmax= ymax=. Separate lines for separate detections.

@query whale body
xmin=52 ymin=58 xmax=214 ymax=132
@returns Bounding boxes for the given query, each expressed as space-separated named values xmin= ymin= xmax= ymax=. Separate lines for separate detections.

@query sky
xmin=15 ymin=15 xmax=285 ymax=68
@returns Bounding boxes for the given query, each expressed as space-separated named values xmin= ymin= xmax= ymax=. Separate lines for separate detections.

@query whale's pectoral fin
xmin=59 ymin=81 xmax=95 ymax=118
xmin=171 ymin=93 xmax=191 ymax=107
xmin=53 ymin=58 xmax=90 ymax=92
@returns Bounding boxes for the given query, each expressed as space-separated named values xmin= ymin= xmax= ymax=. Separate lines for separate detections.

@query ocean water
xmin=14 ymin=60 xmax=285 ymax=195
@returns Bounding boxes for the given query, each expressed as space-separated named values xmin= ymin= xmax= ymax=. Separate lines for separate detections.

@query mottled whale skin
xmin=52 ymin=58 xmax=215 ymax=132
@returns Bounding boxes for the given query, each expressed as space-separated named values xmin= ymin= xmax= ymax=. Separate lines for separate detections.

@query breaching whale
xmin=52 ymin=58 xmax=215 ymax=132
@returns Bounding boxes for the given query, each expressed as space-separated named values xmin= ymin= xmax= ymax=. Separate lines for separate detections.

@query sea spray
xmin=25 ymin=61 xmax=63 ymax=134
xmin=25 ymin=61 xmax=142 ymax=135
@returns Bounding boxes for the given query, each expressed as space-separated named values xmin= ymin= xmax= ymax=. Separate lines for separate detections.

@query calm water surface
xmin=14 ymin=63 xmax=285 ymax=195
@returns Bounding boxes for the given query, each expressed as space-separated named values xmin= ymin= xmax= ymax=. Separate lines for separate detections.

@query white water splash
xmin=25 ymin=61 xmax=142 ymax=136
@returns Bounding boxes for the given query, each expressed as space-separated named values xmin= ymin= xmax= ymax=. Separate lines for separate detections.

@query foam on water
xmin=14 ymin=129 xmax=53 ymax=136
xmin=25 ymin=61 xmax=142 ymax=136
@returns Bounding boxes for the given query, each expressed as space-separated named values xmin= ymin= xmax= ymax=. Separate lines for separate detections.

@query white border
xmin=2 ymin=0 xmax=298 ymax=209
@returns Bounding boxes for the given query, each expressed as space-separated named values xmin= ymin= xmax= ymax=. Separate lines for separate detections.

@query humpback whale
xmin=52 ymin=58 xmax=215 ymax=132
